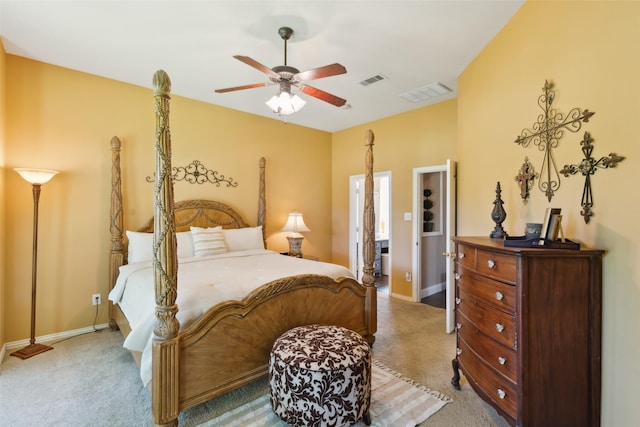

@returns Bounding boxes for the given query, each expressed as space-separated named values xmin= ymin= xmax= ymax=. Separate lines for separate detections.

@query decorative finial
xmin=365 ymin=129 xmax=374 ymax=146
xmin=490 ymin=182 xmax=508 ymax=239
xmin=152 ymin=70 xmax=171 ymax=95
xmin=110 ymin=136 xmax=121 ymax=150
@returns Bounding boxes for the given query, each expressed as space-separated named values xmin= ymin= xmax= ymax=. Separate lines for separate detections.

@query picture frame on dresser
xmin=540 ymin=207 xmax=561 ymax=241
xmin=548 ymin=214 xmax=564 ymax=241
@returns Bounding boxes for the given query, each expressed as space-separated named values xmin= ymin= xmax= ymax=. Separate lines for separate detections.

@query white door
xmin=412 ymin=160 xmax=457 ymax=333
xmin=444 ymin=160 xmax=457 ymax=333
xmin=349 ymin=175 xmax=365 ymax=281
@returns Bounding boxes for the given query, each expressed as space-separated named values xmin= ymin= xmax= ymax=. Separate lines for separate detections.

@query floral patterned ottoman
xmin=269 ymin=324 xmax=372 ymax=426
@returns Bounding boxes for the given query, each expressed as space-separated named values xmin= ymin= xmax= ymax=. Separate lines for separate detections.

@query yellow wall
xmin=331 ymin=101 xmax=457 ymax=296
xmin=3 ymin=56 xmax=333 ymax=343
xmin=0 ymin=40 xmax=6 ymax=348
xmin=456 ymin=1 xmax=639 ymax=426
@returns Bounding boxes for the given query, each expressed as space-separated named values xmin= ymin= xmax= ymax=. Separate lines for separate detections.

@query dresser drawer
xmin=476 ymin=249 xmax=517 ymax=283
xmin=458 ymin=312 xmax=516 ymax=382
xmin=457 ymin=268 xmax=516 ymax=314
xmin=456 ymin=244 xmax=476 ymax=270
xmin=458 ymin=337 xmax=517 ymax=419
xmin=457 ymin=287 xmax=516 ymax=349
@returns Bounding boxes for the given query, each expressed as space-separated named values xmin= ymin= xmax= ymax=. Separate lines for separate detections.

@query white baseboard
xmin=388 ymin=282 xmax=445 ymax=302
xmin=420 ymin=281 xmax=445 ymax=300
xmin=1 ymin=323 xmax=110 ymax=365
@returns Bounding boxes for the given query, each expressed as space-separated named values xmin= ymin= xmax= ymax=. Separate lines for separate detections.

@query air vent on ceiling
xmin=359 ymin=74 xmax=387 ymax=86
xmin=399 ymin=82 xmax=452 ymax=103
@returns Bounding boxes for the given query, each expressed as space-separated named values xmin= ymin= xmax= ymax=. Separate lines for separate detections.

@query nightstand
xmin=280 ymin=252 xmax=319 ymax=261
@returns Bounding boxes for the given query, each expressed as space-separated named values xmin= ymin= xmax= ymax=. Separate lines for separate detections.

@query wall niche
xmin=422 ymin=172 xmax=443 ymax=236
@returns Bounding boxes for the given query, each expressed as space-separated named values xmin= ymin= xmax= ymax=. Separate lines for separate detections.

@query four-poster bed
xmin=108 ymin=70 xmax=378 ymax=425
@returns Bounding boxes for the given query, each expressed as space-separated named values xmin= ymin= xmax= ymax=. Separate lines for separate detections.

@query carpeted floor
xmin=0 ymin=288 xmax=510 ymax=426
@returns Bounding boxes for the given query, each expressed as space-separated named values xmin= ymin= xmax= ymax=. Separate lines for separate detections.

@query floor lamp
xmin=11 ymin=168 xmax=59 ymax=360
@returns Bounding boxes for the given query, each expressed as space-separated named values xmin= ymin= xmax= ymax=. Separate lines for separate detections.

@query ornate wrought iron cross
xmin=560 ymin=132 xmax=625 ymax=223
xmin=514 ymin=157 xmax=538 ymax=204
xmin=515 ymin=80 xmax=595 ymax=201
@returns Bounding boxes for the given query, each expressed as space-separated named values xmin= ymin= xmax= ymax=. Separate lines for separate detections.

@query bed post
xmin=109 ymin=136 xmax=124 ymax=330
xmin=151 ymin=70 xmax=180 ymax=427
xmin=258 ymin=157 xmax=267 ymax=247
xmin=362 ymin=129 xmax=377 ymax=344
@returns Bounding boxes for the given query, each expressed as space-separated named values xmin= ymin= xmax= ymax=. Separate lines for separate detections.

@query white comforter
xmin=109 ymin=249 xmax=355 ymax=385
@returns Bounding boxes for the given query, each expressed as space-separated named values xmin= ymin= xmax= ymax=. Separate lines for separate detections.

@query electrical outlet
xmin=405 ymin=272 xmax=412 ymax=282
xmin=92 ymin=294 xmax=101 ymax=305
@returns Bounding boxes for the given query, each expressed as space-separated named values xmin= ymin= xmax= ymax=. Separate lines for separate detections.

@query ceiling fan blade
xmin=233 ymin=55 xmax=282 ymax=80
xmin=293 ymin=63 xmax=346 ymax=83
xmin=214 ymin=82 xmax=274 ymax=93
xmin=299 ymin=85 xmax=347 ymax=107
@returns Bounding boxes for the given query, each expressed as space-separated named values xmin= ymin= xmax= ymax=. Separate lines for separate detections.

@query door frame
xmin=412 ymin=160 xmax=457 ymax=332
xmin=349 ymin=171 xmax=392 ymax=283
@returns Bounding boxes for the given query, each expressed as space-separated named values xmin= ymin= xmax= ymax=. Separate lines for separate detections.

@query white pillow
xmin=126 ymin=230 xmax=194 ymax=263
xmin=222 ymin=226 xmax=264 ymax=252
xmin=176 ymin=231 xmax=195 ymax=259
xmin=126 ymin=231 xmax=153 ymax=264
xmin=190 ymin=226 xmax=228 ymax=257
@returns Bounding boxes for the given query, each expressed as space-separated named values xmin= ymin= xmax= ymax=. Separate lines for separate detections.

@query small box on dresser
xmin=451 ymin=236 xmax=604 ymax=427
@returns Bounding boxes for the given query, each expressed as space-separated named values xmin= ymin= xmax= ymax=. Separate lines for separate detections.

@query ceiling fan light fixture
xmin=266 ymin=90 xmax=306 ymax=115
xmin=217 ymin=26 xmax=346 ymax=113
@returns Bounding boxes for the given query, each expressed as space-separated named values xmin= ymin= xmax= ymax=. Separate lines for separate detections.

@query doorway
xmin=349 ymin=172 xmax=391 ymax=286
xmin=412 ymin=161 xmax=457 ymax=333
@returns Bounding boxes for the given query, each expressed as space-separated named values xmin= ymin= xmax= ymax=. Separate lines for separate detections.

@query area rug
xmin=199 ymin=359 xmax=452 ymax=426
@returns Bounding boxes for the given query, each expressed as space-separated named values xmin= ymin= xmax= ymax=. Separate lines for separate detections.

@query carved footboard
xmin=171 ymin=274 xmax=376 ymax=410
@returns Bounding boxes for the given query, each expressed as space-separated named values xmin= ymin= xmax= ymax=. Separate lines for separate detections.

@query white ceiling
xmin=0 ymin=1 xmax=524 ymax=133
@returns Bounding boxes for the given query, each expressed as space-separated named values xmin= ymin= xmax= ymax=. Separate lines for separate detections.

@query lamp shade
xmin=266 ymin=91 xmax=306 ymax=115
xmin=281 ymin=211 xmax=310 ymax=236
xmin=14 ymin=168 xmax=59 ymax=185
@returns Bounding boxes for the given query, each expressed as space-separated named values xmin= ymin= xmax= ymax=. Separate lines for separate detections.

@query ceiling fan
xmin=214 ymin=27 xmax=347 ymax=114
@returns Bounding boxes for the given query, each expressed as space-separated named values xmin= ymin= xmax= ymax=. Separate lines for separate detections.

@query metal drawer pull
xmin=497 ymin=389 xmax=506 ymax=399
xmin=455 ymin=273 xmax=460 ymax=281
xmin=487 ymin=260 xmax=496 ymax=269
xmin=498 ymin=356 xmax=506 ymax=365
xmin=456 ymin=323 xmax=462 ymax=330
xmin=458 ymin=252 xmax=465 ymax=259
xmin=495 ymin=291 xmax=504 ymax=301
xmin=496 ymin=323 xmax=505 ymax=332
xmin=456 ymin=348 xmax=462 ymax=355
xmin=455 ymin=297 xmax=461 ymax=305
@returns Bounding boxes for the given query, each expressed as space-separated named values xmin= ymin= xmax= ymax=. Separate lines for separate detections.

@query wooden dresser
xmin=450 ymin=236 xmax=604 ymax=427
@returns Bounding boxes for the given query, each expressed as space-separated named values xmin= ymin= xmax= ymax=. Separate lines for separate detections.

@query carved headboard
xmin=138 ymin=199 xmax=250 ymax=233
